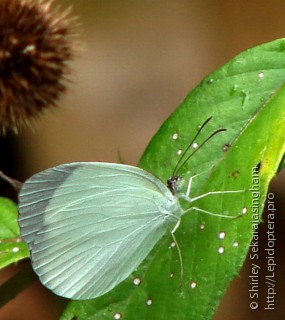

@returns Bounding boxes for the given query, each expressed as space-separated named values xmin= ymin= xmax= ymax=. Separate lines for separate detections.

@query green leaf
xmin=0 ymin=197 xmax=29 ymax=269
xmin=61 ymin=38 xmax=285 ymax=319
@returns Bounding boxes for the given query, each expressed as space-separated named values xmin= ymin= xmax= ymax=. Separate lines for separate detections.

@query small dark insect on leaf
xmin=255 ymin=161 xmax=262 ymax=172
xmin=222 ymin=143 xmax=231 ymax=152
xmin=231 ymin=169 xmax=240 ymax=179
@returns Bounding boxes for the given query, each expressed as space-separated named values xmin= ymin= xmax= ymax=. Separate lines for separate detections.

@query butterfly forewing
xmin=18 ymin=162 xmax=182 ymax=299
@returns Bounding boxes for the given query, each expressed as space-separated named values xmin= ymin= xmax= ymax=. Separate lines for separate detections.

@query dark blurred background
xmin=1 ymin=1 xmax=285 ymax=319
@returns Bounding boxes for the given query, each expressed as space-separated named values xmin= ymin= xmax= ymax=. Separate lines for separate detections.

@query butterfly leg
xmin=171 ymin=219 xmax=184 ymax=280
xmin=181 ymin=165 xmax=244 ymax=201
xmin=185 ymin=176 xmax=193 ymax=198
xmin=185 ymin=171 xmax=207 ymax=197
xmin=190 ymin=206 xmax=241 ymax=219
xmin=183 ymin=173 xmax=244 ymax=203
xmin=190 ymin=190 xmax=243 ymax=203
xmin=183 ymin=206 xmax=242 ymax=219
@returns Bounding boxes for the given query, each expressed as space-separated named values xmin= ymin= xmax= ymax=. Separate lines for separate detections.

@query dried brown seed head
xmin=0 ymin=0 xmax=76 ymax=133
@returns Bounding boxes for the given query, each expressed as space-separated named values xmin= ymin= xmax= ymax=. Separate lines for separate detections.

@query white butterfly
xmin=18 ymin=118 xmax=240 ymax=300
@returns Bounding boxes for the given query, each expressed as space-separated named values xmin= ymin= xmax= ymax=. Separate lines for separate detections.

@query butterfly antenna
xmin=174 ymin=128 xmax=226 ymax=176
xmin=172 ymin=116 xmax=212 ymax=176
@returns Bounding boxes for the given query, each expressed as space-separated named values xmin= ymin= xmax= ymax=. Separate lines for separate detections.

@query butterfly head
xmin=167 ymin=175 xmax=185 ymax=195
